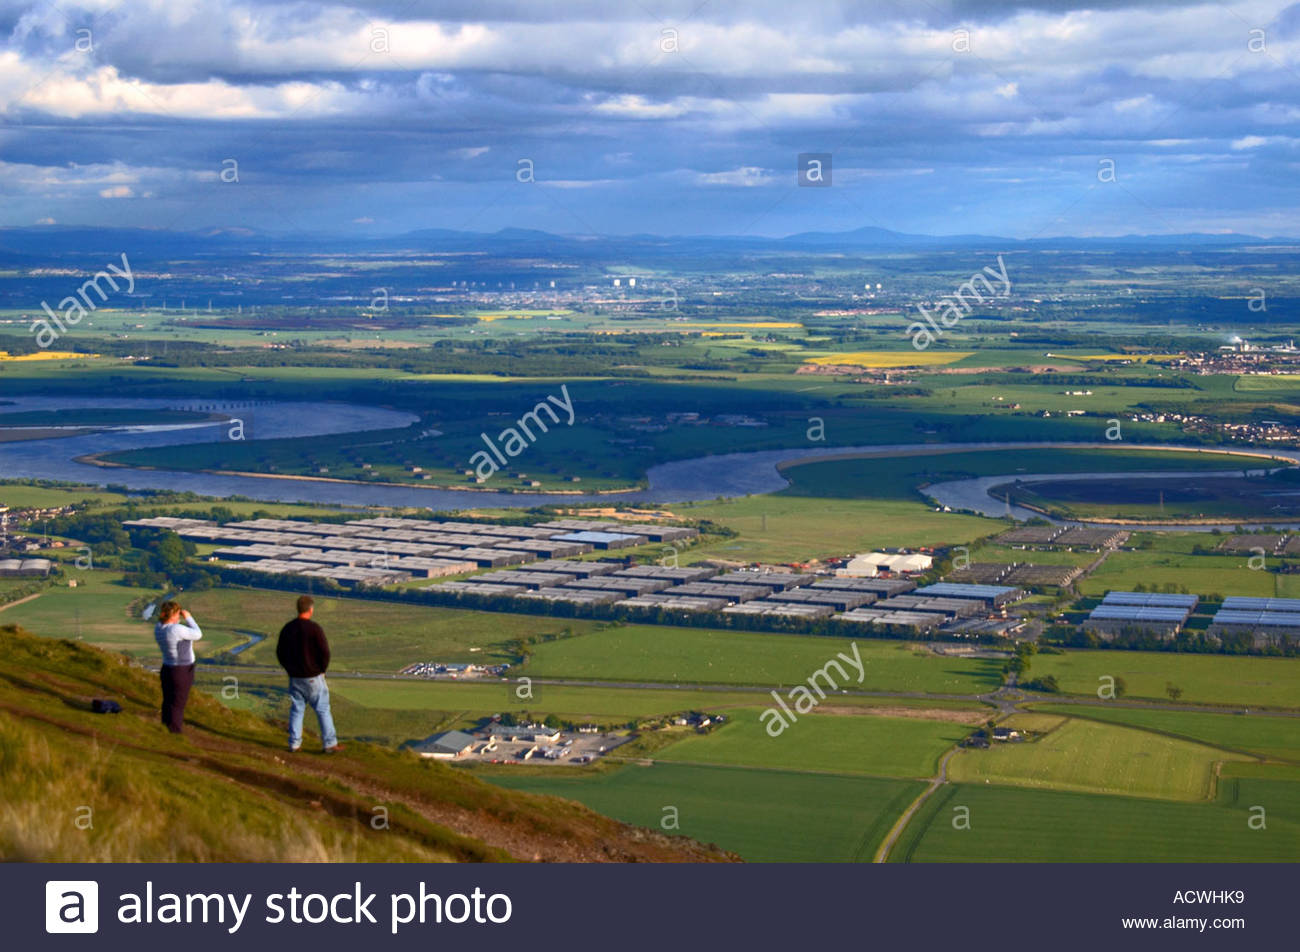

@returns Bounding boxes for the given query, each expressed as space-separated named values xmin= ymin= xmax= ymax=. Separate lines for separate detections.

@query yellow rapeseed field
xmin=0 ymin=350 xmax=95 ymax=361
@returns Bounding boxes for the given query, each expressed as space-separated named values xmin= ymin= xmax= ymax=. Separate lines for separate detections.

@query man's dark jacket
xmin=276 ymin=617 xmax=331 ymax=678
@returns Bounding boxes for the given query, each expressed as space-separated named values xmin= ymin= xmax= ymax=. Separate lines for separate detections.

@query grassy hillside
xmin=0 ymin=625 xmax=734 ymax=864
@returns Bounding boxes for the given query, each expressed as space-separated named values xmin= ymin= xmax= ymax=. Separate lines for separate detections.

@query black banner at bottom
xmin=14 ymin=864 xmax=1282 ymax=950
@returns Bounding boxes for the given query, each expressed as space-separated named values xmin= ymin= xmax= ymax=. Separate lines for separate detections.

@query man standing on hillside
xmin=276 ymin=595 xmax=343 ymax=754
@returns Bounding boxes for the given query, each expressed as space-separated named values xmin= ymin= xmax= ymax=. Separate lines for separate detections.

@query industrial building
xmin=722 ymin=601 xmax=834 ymax=619
xmin=617 ymin=593 xmax=730 ymax=613
xmin=835 ymin=608 xmax=944 ymax=633
xmin=515 ymin=586 xmax=623 ymax=606
xmin=1100 ymin=591 xmax=1199 ymax=611
xmin=876 ymin=594 xmax=982 ymax=619
xmin=1209 ymin=597 xmax=1300 ymax=648
xmin=387 ymin=556 xmax=478 ymax=578
xmin=912 ymin=582 xmax=1023 ymax=607
xmin=534 ymin=519 xmax=699 ymax=543
xmin=474 ymin=570 xmax=582 ymax=589
xmin=526 ymin=559 xmax=619 ymax=578
xmin=763 ymin=588 xmax=874 ymax=611
xmin=615 ymin=564 xmax=716 ymax=583
xmin=662 ymin=581 xmax=769 ymax=603
xmin=715 ymin=570 xmax=814 ymax=591
xmin=1084 ymin=595 xmax=1194 ymax=640
xmin=298 ymin=565 xmax=412 ymax=587
xmin=811 ymin=577 xmax=913 ymax=597
xmin=434 ymin=580 xmax=529 ymax=597
xmin=562 ymin=575 xmax=673 ymax=596
xmin=551 ymin=530 xmax=644 ymax=550
xmin=836 ymin=551 xmax=933 ymax=577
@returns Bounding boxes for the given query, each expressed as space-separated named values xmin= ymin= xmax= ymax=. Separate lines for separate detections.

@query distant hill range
xmin=0 ymin=624 xmax=733 ymax=863
xmin=0 ymin=223 xmax=1294 ymax=261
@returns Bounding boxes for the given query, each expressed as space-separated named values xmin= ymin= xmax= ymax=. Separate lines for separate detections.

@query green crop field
xmin=493 ymin=762 xmax=925 ymax=862
xmin=946 ymin=717 xmax=1249 ymax=800
xmin=656 ymin=708 xmax=967 ymax=778
xmin=1029 ymin=649 xmax=1300 ymax=709
xmin=522 ymin=627 xmax=1003 ymax=694
xmin=1032 ymin=705 xmax=1300 ymax=763
xmin=890 ymin=771 xmax=1300 ymax=862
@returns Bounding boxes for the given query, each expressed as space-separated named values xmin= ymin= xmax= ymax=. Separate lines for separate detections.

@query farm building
xmin=0 ymin=558 xmax=51 ymax=577
xmin=412 ymin=730 xmax=479 ymax=759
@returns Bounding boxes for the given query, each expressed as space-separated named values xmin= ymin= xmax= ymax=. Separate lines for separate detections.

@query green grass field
xmin=522 ymin=627 xmax=1002 ymax=694
xmin=181 ymin=588 xmax=596 ymax=669
xmin=1078 ymin=550 xmax=1282 ymax=597
xmin=778 ymin=448 xmax=1256 ymax=500
xmin=492 ymin=762 xmax=925 ymax=862
xmin=327 ymin=678 xmax=840 ymax=723
xmin=656 ymin=708 xmax=968 ymax=778
xmin=1030 ymin=649 xmax=1300 ymax=709
xmin=3 ymin=579 xmax=605 ymax=668
xmin=1031 ymin=705 xmax=1300 ymax=763
xmin=946 ymin=717 xmax=1249 ymax=800
xmin=0 ymin=483 xmax=131 ymax=509
xmin=0 ymin=573 xmax=176 ymax=656
xmin=890 ymin=773 xmax=1300 ymax=862
xmin=677 ymin=494 xmax=996 ymax=564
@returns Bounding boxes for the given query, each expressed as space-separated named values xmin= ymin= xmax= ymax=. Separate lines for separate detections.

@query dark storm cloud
xmin=0 ymin=0 xmax=1296 ymax=236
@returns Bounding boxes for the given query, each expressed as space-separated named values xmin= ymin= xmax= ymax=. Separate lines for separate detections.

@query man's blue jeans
xmin=288 ymin=675 xmax=338 ymax=750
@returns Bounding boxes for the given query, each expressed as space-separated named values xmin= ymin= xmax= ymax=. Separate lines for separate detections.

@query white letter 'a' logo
xmin=46 ymin=881 xmax=99 ymax=934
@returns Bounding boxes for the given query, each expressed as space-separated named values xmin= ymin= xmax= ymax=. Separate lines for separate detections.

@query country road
xmin=0 ymin=592 xmax=42 ymax=613
xmin=873 ymin=745 xmax=961 ymax=863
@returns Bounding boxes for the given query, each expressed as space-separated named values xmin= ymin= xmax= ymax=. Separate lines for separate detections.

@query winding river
xmin=3 ymin=396 xmax=1299 ymax=529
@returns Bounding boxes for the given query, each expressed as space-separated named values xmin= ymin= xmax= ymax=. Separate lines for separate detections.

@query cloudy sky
xmin=1 ymin=0 xmax=1298 ymax=237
